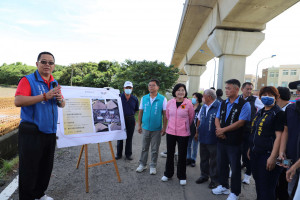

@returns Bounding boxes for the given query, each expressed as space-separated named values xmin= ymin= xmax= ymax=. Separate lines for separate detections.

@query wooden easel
xmin=76 ymin=141 xmax=121 ymax=192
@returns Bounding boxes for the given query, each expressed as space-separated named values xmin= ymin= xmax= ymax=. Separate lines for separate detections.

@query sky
xmin=0 ymin=0 xmax=300 ymax=89
xmin=0 ymin=0 xmax=185 ymax=66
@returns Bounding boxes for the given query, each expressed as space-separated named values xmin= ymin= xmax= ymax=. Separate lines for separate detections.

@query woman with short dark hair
xmin=161 ymin=83 xmax=194 ymax=185
xmin=248 ymin=86 xmax=285 ymax=200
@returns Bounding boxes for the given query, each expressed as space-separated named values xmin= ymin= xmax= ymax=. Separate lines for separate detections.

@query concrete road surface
xmin=9 ymin=126 xmax=256 ymax=200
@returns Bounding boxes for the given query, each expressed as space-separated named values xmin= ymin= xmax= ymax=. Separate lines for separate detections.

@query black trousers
xmin=117 ymin=116 xmax=135 ymax=157
xmin=242 ymin=133 xmax=251 ymax=175
xmin=164 ymin=134 xmax=189 ymax=180
xmin=276 ymin=168 xmax=289 ymax=200
xmin=250 ymin=151 xmax=282 ymax=200
xmin=18 ymin=122 xmax=56 ymax=200
xmin=217 ymin=142 xmax=242 ymax=196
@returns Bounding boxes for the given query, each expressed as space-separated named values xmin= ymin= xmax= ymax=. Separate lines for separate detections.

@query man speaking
xmin=15 ymin=52 xmax=65 ymax=200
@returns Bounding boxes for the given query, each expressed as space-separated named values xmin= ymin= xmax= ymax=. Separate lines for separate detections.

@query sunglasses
xmin=39 ymin=60 xmax=55 ymax=65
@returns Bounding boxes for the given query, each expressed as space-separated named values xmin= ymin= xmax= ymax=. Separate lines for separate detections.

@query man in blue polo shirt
xmin=212 ymin=79 xmax=251 ymax=200
xmin=116 ymin=81 xmax=139 ymax=160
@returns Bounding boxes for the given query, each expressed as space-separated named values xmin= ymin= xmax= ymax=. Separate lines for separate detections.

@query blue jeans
xmin=250 ymin=151 xmax=282 ymax=200
xmin=217 ymin=142 xmax=241 ymax=196
xmin=187 ymin=130 xmax=198 ymax=161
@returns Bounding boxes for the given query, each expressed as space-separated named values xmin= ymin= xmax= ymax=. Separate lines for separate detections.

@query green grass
xmin=0 ymin=156 xmax=19 ymax=179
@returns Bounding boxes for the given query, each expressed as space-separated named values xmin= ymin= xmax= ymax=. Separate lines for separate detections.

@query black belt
xmin=125 ymin=115 xmax=135 ymax=118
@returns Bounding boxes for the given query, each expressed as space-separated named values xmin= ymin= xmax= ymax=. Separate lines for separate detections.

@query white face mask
xmin=125 ymin=89 xmax=132 ymax=95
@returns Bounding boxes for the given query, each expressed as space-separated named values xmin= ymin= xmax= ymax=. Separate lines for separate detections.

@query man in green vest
xmin=136 ymin=79 xmax=167 ymax=175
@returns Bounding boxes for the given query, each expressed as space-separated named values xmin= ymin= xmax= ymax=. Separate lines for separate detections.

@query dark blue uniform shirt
xmin=121 ymin=93 xmax=139 ymax=117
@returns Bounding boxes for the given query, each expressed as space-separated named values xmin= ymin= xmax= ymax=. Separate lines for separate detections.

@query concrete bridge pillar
xmin=177 ymin=74 xmax=188 ymax=85
xmin=207 ymin=29 xmax=265 ymax=92
xmin=184 ymin=64 xmax=206 ymax=95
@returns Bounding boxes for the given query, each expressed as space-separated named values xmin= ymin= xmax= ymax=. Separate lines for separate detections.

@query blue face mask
xmin=192 ymin=98 xmax=197 ymax=105
xmin=261 ymin=96 xmax=275 ymax=106
xmin=125 ymin=89 xmax=132 ymax=95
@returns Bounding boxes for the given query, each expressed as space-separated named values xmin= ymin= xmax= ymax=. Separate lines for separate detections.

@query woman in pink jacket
xmin=161 ymin=83 xmax=194 ymax=185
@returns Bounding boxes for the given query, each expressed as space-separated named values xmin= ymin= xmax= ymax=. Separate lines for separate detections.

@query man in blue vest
xmin=280 ymin=81 xmax=300 ymax=199
xmin=212 ymin=79 xmax=251 ymax=200
xmin=240 ymin=82 xmax=264 ymax=185
xmin=15 ymin=52 xmax=65 ymax=200
xmin=194 ymin=89 xmax=220 ymax=189
xmin=136 ymin=79 xmax=167 ymax=175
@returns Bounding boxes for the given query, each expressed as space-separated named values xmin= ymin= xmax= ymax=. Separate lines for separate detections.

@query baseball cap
xmin=288 ymin=80 xmax=300 ymax=91
xmin=124 ymin=81 xmax=133 ymax=88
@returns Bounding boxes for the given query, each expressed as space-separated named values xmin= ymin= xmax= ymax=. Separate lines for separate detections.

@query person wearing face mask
xmin=116 ymin=81 xmax=139 ymax=160
xmin=248 ymin=86 xmax=285 ymax=200
xmin=161 ymin=83 xmax=194 ymax=185
xmin=186 ymin=92 xmax=202 ymax=167
xmin=279 ymin=81 xmax=300 ymax=199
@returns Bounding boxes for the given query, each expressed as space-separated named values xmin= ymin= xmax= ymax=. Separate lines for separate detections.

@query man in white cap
xmin=116 ymin=81 xmax=139 ymax=160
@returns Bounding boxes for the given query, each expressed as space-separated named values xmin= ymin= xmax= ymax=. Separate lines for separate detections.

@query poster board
xmin=56 ymin=86 xmax=126 ymax=148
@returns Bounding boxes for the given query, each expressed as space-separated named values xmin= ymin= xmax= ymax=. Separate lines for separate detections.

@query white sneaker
xmin=226 ymin=193 xmax=239 ymax=200
xmin=212 ymin=185 xmax=230 ymax=195
xmin=180 ymin=180 xmax=186 ymax=185
xmin=136 ymin=164 xmax=147 ymax=172
xmin=242 ymin=174 xmax=251 ymax=184
xmin=150 ymin=167 xmax=156 ymax=175
xmin=161 ymin=176 xmax=168 ymax=182
xmin=160 ymin=151 xmax=167 ymax=158
xmin=36 ymin=195 xmax=54 ymax=200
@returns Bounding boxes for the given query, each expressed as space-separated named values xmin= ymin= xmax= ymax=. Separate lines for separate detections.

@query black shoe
xmin=208 ymin=181 xmax=218 ymax=189
xmin=195 ymin=177 xmax=208 ymax=184
xmin=186 ymin=159 xmax=192 ymax=165
xmin=115 ymin=155 xmax=122 ymax=160
xmin=126 ymin=156 xmax=133 ymax=160
xmin=190 ymin=160 xmax=196 ymax=167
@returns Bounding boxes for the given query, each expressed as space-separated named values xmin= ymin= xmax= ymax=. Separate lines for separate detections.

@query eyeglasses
xmin=39 ymin=60 xmax=55 ymax=65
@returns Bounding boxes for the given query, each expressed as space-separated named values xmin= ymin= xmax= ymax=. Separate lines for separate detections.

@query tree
xmin=111 ymin=60 xmax=179 ymax=96
xmin=56 ymin=61 xmax=120 ymax=87
xmin=0 ymin=63 xmax=36 ymax=85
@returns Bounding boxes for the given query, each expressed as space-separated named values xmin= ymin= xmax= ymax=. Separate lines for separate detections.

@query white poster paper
xmin=56 ymin=86 xmax=126 ymax=148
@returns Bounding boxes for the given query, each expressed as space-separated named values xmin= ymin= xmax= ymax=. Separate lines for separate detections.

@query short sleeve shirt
xmin=216 ymin=97 xmax=251 ymax=121
xmin=139 ymin=96 xmax=167 ymax=110
xmin=15 ymin=75 xmax=55 ymax=96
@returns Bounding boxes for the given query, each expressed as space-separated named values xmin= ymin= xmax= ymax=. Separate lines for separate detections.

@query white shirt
xmin=139 ymin=96 xmax=167 ymax=110
xmin=282 ymin=102 xmax=291 ymax=111
xmin=197 ymin=100 xmax=216 ymax=120
xmin=244 ymin=95 xmax=264 ymax=111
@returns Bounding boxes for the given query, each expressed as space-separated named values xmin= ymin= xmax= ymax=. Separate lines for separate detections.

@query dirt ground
xmin=4 ymin=126 xmax=257 ymax=200
xmin=0 ymin=86 xmax=17 ymax=98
